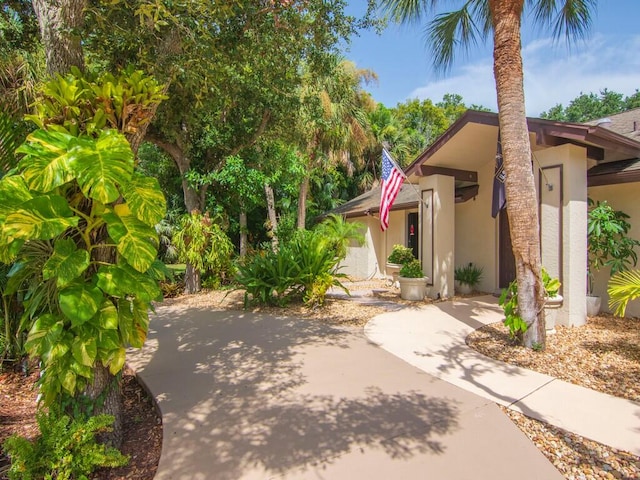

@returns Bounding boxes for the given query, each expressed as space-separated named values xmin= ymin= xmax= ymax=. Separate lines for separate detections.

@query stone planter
xmin=544 ymin=294 xmax=563 ymax=335
xmin=398 ymin=276 xmax=429 ymax=301
xmin=385 ymin=262 xmax=401 ymax=287
xmin=456 ymin=282 xmax=473 ymax=295
xmin=586 ymin=295 xmax=601 ymax=316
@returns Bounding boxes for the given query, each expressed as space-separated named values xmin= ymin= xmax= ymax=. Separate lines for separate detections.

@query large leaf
xmin=68 ymin=129 xmax=134 ymax=204
xmin=71 ymin=336 xmax=98 ymax=367
xmin=59 ymin=281 xmax=104 ymax=327
xmin=130 ymin=298 xmax=150 ymax=348
xmin=25 ymin=314 xmax=64 ymax=357
xmin=96 ymin=300 xmax=119 ymax=330
xmin=96 ymin=262 xmax=162 ymax=302
xmin=120 ymin=173 xmax=166 ymax=226
xmin=4 ymin=194 xmax=78 ymax=240
xmin=0 ymin=175 xmax=33 ymax=220
xmin=42 ymin=238 xmax=90 ymax=288
xmin=16 ymin=129 xmax=76 ymax=192
xmin=104 ymin=205 xmax=158 ymax=272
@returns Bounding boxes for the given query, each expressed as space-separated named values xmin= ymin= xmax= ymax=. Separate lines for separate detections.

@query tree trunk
xmin=239 ymin=210 xmax=248 ymax=259
xmin=30 ymin=0 xmax=126 ymax=445
xmin=84 ymin=363 xmax=123 ymax=447
xmin=264 ymin=182 xmax=278 ymax=250
xmin=297 ymin=174 xmax=309 ymax=230
xmin=490 ymin=0 xmax=545 ymax=349
xmin=31 ymin=0 xmax=86 ymax=75
xmin=184 ymin=262 xmax=201 ymax=294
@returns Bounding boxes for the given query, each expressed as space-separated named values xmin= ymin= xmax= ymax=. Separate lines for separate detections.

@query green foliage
xmin=454 ymin=263 xmax=483 ymax=287
xmin=3 ymin=411 xmax=128 ymax=480
xmin=0 ymin=70 xmax=167 ymax=406
xmin=499 ymin=269 xmax=561 ymax=339
xmin=399 ymin=259 xmax=424 ymax=278
xmin=387 ymin=244 xmax=415 ymax=265
xmin=540 ymin=88 xmax=640 ymax=122
xmin=587 ymin=199 xmax=640 ymax=293
xmin=314 ymin=214 xmax=365 ymax=261
xmin=236 ymin=227 xmax=348 ymax=308
xmin=172 ymin=211 xmax=234 ymax=285
xmin=607 ymin=269 xmax=640 ymax=317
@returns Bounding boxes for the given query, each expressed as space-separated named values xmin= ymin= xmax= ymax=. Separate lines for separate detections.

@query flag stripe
xmin=380 ymin=149 xmax=405 ymax=231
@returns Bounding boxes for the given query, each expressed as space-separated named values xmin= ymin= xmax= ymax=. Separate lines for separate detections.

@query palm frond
xmin=608 ymin=269 xmax=640 ymax=317
xmin=427 ymin=4 xmax=484 ymax=72
xmin=531 ymin=0 xmax=596 ymax=42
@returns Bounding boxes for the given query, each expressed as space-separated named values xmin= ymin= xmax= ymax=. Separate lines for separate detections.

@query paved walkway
xmin=127 ymin=294 xmax=640 ymax=479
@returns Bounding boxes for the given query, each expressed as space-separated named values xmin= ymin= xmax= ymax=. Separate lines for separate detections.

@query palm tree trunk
xmin=297 ymin=175 xmax=309 ymax=230
xmin=239 ymin=210 xmax=248 ymax=259
xmin=490 ymin=0 xmax=545 ymax=348
xmin=264 ymin=182 xmax=279 ymax=250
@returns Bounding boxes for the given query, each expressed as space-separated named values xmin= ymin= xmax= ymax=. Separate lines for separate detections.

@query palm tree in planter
xmin=399 ymin=259 xmax=429 ymax=300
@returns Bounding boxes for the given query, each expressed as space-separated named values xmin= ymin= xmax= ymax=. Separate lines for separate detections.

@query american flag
xmin=379 ymin=149 xmax=405 ymax=231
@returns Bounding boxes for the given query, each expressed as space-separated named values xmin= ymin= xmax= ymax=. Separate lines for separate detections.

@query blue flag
xmin=491 ymin=132 xmax=506 ymax=218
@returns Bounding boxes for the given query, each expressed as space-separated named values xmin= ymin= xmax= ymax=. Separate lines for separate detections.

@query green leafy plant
xmin=500 ymin=268 xmax=561 ymax=339
xmin=454 ymin=263 xmax=483 ymax=288
xmin=387 ymin=244 xmax=415 ymax=265
xmin=314 ymin=214 xmax=365 ymax=262
xmin=588 ymin=199 xmax=640 ymax=293
xmin=0 ymin=69 xmax=167 ymax=407
xmin=172 ymin=211 xmax=234 ymax=292
xmin=399 ymin=259 xmax=424 ymax=278
xmin=608 ymin=269 xmax=640 ymax=317
xmin=235 ymin=225 xmax=348 ymax=308
xmin=3 ymin=411 xmax=128 ymax=480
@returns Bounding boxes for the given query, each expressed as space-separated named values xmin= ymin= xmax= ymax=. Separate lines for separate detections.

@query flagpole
xmin=382 ymin=148 xmax=428 ymax=210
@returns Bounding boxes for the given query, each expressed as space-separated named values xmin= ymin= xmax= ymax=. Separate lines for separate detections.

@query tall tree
xmin=381 ymin=0 xmax=595 ymax=349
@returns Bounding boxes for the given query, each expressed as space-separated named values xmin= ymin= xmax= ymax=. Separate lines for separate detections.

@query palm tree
xmin=381 ymin=0 xmax=595 ymax=349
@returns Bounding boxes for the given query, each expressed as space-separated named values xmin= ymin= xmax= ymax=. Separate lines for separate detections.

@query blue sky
xmin=342 ymin=2 xmax=640 ymax=116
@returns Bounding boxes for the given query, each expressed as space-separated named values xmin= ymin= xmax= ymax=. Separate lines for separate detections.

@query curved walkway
xmin=363 ymin=295 xmax=640 ymax=456
xmin=129 ymin=299 xmax=562 ymax=479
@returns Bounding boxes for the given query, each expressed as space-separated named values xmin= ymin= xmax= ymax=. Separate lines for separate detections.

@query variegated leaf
xmin=42 ymin=238 xmax=90 ymax=288
xmin=104 ymin=207 xmax=158 ymax=273
xmin=120 ymin=172 xmax=166 ymax=226
xmin=4 ymin=194 xmax=78 ymax=240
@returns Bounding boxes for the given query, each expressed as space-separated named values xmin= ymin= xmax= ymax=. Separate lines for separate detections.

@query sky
xmin=342 ymin=2 xmax=640 ymax=116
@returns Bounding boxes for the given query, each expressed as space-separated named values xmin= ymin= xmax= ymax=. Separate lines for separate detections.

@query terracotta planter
xmin=399 ymin=276 xmax=428 ymax=301
xmin=586 ymin=295 xmax=601 ymax=316
xmin=544 ymin=294 xmax=563 ymax=334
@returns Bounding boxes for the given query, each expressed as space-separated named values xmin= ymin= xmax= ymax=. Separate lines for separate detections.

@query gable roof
xmin=584 ymin=107 xmax=640 ymax=140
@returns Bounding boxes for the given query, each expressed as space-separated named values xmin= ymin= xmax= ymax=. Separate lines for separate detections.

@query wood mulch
xmin=2 ymin=285 xmax=639 ymax=480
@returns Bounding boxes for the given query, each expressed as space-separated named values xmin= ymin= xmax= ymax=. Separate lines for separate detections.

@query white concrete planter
xmin=586 ymin=295 xmax=601 ymax=316
xmin=385 ymin=262 xmax=401 ymax=287
xmin=544 ymin=294 xmax=563 ymax=334
xmin=399 ymin=276 xmax=428 ymax=301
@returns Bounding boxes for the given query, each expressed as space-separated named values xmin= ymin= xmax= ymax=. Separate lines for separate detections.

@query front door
xmin=499 ymin=211 xmax=516 ymax=288
xmin=407 ymin=212 xmax=419 ymax=259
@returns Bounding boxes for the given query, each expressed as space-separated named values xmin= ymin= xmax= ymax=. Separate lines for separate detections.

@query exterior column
xmin=419 ymin=174 xmax=455 ymax=299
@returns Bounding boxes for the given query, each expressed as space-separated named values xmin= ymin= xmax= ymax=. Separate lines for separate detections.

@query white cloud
xmin=408 ymin=34 xmax=640 ymax=116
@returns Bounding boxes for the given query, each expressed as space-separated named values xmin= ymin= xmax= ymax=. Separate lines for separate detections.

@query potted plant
xmin=587 ymin=200 xmax=640 ymax=316
xmin=386 ymin=244 xmax=416 ymax=286
xmin=454 ymin=263 xmax=483 ymax=295
xmin=398 ymin=259 xmax=429 ymax=300
xmin=500 ymin=268 xmax=562 ymax=340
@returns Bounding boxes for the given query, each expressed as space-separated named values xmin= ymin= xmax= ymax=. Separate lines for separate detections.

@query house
xmin=333 ymin=109 xmax=640 ymax=325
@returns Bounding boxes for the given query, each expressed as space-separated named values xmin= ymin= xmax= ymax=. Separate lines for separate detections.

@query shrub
xmin=399 ymin=259 xmax=424 ymax=278
xmin=454 ymin=263 xmax=483 ymax=287
xmin=3 ymin=411 xmax=128 ymax=480
xmin=387 ymin=244 xmax=415 ymax=265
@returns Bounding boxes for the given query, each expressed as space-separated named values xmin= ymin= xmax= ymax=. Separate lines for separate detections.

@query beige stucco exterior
xmin=336 ymin=110 xmax=640 ymax=321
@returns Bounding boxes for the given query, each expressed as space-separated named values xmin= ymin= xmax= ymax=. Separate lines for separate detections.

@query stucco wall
xmin=454 ymin=159 xmax=498 ymax=294
xmin=588 ymin=182 xmax=640 ymax=317
xmin=341 ymin=216 xmax=382 ymax=279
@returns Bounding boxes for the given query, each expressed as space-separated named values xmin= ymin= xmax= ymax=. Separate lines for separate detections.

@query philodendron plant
xmin=0 ymin=70 xmax=167 ymax=406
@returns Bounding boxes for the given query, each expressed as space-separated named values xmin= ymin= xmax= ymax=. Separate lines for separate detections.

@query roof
xmin=584 ymin=108 xmax=640 ymax=140
xmin=332 ymin=109 xmax=640 ymax=218
xmin=329 ymin=183 xmax=420 ymax=218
